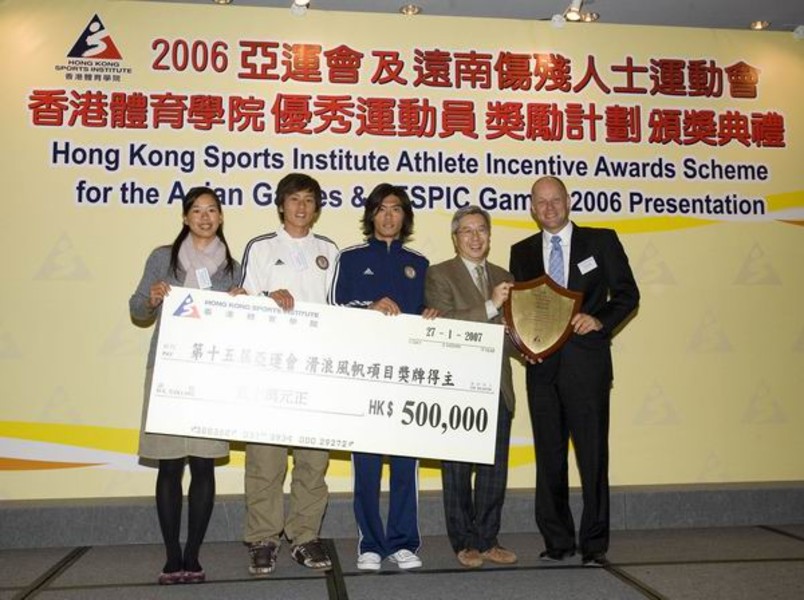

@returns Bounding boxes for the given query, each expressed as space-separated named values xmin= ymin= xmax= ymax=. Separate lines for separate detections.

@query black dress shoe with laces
xmin=582 ymin=552 xmax=609 ymax=566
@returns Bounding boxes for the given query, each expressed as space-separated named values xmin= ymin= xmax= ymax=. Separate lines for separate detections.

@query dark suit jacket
xmin=509 ymin=223 xmax=639 ymax=382
xmin=425 ymin=256 xmax=516 ymax=413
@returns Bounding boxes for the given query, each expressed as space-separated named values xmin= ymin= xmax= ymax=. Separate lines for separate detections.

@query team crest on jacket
xmin=404 ymin=265 xmax=417 ymax=279
xmin=316 ymin=255 xmax=329 ymax=270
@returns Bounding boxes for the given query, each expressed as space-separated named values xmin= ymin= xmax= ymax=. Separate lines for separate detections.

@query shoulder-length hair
xmin=360 ymin=183 xmax=414 ymax=243
xmin=168 ymin=186 xmax=236 ymax=277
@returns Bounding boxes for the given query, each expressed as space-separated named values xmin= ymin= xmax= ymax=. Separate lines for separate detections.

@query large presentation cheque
xmin=146 ymin=287 xmax=504 ymax=464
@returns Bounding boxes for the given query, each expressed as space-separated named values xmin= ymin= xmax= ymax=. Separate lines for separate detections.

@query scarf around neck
xmin=178 ymin=235 xmax=226 ymax=289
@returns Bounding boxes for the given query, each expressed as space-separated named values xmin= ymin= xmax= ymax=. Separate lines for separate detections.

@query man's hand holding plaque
xmin=502 ymin=275 xmax=583 ymax=361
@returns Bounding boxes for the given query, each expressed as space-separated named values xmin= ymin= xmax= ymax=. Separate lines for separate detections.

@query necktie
xmin=548 ymin=235 xmax=564 ymax=287
xmin=475 ymin=264 xmax=489 ymax=299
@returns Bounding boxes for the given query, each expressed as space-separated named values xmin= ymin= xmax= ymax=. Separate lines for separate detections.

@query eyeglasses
xmin=456 ymin=227 xmax=489 ymax=238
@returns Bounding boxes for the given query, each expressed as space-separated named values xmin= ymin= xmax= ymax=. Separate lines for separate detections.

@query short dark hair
xmin=361 ymin=183 xmax=414 ymax=243
xmin=275 ymin=173 xmax=322 ymax=223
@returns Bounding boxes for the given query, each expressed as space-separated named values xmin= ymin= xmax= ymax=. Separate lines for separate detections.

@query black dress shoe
xmin=539 ymin=548 xmax=576 ymax=561
xmin=581 ymin=552 xmax=609 ymax=566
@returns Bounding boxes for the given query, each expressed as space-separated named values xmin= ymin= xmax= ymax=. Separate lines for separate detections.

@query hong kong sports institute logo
xmin=173 ymin=294 xmax=201 ymax=319
xmin=56 ymin=14 xmax=132 ymax=82
xmin=68 ymin=14 xmax=122 ymax=60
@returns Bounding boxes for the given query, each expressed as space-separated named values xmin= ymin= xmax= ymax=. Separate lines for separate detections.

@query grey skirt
xmin=138 ymin=368 xmax=229 ymax=460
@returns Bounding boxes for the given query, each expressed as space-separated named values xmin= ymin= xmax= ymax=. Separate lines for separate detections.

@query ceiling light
xmin=749 ymin=20 xmax=770 ymax=30
xmin=563 ymin=1 xmax=597 ymax=24
xmin=212 ymin=0 xmax=232 ymax=4
xmin=290 ymin=0 xmax=309 ymax=16
xmin=400 ymin=4 xmax=422 ymax=16
xmin=564 ymin=0 xmax=583 ymax=22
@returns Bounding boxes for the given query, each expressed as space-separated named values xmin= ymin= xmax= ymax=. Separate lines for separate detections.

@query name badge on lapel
xmin=577 ymin=256 xmax=597 ymax=275
xmin=196 ymin=268 xmax=212 ymax=289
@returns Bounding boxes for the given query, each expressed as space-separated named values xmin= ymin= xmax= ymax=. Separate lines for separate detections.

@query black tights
xmin=155 ymin=456 xmax=216 ymax=573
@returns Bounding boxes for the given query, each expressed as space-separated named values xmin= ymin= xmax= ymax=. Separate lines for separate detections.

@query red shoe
xmin=158 ymin=571 xmax=184 ymax=585
xmin=183 ymin=569 xmax=206 ymax=584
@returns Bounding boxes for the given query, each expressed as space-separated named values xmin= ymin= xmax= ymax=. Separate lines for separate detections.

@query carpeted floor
xmin=3 ymin=525 xmax=803 ymax=599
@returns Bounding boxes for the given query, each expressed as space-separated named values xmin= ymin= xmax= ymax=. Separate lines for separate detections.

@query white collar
xmin=279 ymin=226 xmax=313 ymax=242
xmin=542 ymin=221 xmax=573 ymax=248
xmin=459 ymin=256 xmax=485 ymax=273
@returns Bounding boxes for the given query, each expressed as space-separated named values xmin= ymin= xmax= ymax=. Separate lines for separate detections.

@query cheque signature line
xmin=154 ymin=393 xmax=364 ymax=416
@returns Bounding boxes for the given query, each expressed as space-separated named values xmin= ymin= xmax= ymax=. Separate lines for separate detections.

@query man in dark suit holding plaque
xmin=509 ymin=176 xmax=639 ymax=566
xmin=425 ymin=205 xmax=517 ymax=569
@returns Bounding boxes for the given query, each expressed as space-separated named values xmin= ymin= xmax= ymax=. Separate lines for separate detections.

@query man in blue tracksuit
xmin=329 ymin=183 xmax=438 ymax=571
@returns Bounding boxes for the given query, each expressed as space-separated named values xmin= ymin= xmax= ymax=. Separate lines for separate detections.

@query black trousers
xmin=527 ymin=352 xmax=611 ymax=556
xmin=441 ymin=395 xmax=512 ymax=553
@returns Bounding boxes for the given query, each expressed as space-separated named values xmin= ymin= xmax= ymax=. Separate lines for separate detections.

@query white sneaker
xmin=356 ymin=551 xmax=382 ymax=571
xmin=388 ymin=549 xmax=422 ymax=570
